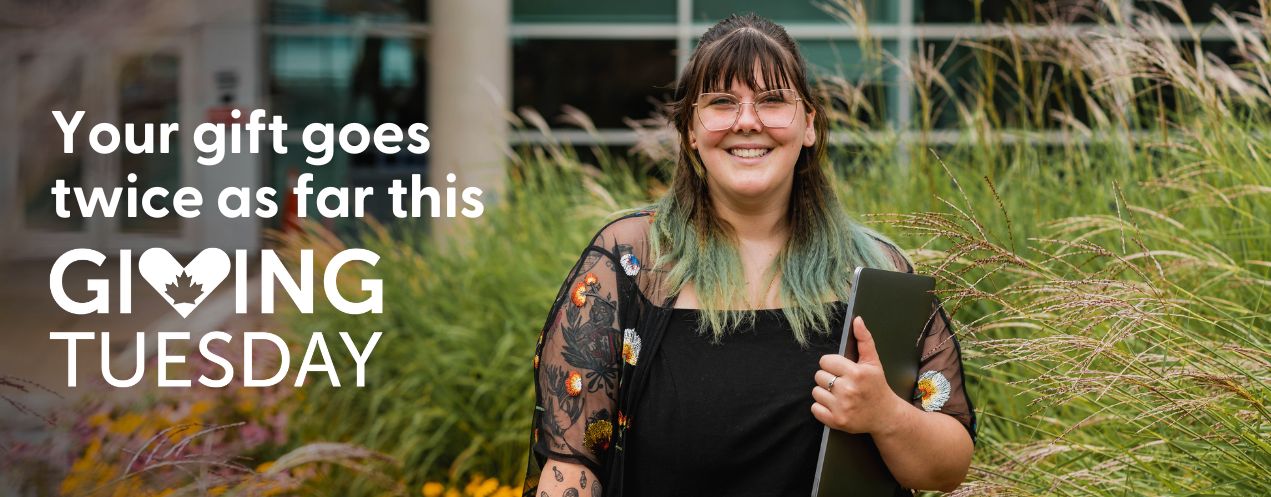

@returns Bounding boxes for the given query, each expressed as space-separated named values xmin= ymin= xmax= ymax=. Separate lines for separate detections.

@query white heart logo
xmin=138 ymin=248 xmax=231 ymax=318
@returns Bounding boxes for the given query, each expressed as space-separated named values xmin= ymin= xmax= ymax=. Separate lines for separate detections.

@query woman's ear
xmin=688 ymin=128 xmax=698 ymax=149
xmin=803 ymin=109 xmax=816 ymax=147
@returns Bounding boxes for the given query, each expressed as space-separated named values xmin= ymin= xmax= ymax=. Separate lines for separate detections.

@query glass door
xmin=3 ymin=37 xmax=196 ymax=258
xmin=5 ymin=46 xmax=102 ymax=257
xmin=102 ymin=39 xmax=197 ymax=252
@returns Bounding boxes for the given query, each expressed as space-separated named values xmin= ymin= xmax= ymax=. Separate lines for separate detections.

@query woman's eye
xmin=709 ymin=97 xmax=736 ymax=106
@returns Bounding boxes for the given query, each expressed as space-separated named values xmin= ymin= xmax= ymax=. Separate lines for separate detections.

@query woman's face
xmin=688 ymin=68 xmax=816 ymax=206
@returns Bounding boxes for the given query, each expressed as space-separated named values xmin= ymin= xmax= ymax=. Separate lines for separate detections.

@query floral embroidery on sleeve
xmin=620 ymin=254 xmax=640 ymax=276
xmin=622 ymin=328 xmax=641 ymax=366
xmin=914 ymin=370 xmax=952 ymax=412
xmin=583 ymin=410 xmax=614 ymax=453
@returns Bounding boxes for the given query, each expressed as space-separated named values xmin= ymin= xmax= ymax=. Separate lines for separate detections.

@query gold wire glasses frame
xmin=694 ymin=89 xmax=803 ymax=131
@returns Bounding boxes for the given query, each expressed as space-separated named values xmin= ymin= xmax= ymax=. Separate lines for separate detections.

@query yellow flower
xmin=107 ymin=413 xmax=145 ymax=436
xmin=86 ymin=412 xmax=110 ymax=428
xmin=473 ymin=478 xmax=499 ymax=497
xmin=422 ymin=482 xmax=444 ymax=497
xmin=493 ymin=487 xmax=520 ymax=497
xmin=583 ymin=419 xmax=613 ymax=452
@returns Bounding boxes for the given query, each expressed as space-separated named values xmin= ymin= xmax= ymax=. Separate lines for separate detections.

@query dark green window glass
xmin=513 ymin=39 xmax=676 ymax=128
xmin=269 ymin=0 xmax=428 ymax=24
xmin=118 ymin=53 xmax=182 ymax=235
xmin=269 ymin=36 xmax=427 ymax=128
xmin=800 ymin=40 xmax=896 ymax=129
xmin=694 ymin=0 xmax=898 ymax=23
xmin=1133 ymin=0 xmax=1259 ymax=24
xmin=513 ymin=0 xmax=676 ymax=23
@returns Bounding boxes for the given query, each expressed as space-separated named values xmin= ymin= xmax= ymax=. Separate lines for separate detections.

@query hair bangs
xmin=697 ymin=27 xmax=800 ymax=94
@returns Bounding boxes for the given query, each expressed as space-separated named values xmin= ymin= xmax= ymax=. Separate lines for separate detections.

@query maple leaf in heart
xmin=165 ymin=271 xmax=204 ymax=304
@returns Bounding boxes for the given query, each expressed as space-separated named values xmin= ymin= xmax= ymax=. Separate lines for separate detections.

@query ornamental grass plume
xmin=822 ymin=0 xmax=1271 ymax=494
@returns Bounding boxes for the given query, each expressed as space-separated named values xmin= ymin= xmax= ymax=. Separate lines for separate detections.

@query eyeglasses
xmin=694 ymin=89 xmax=803 ymax=131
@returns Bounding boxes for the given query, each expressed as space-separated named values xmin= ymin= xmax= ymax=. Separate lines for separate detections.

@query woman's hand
xmin=811 ymin=316 xmax=907 ymax=435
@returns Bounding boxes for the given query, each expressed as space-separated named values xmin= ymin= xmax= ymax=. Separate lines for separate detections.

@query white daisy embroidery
xmin=914 ymin=370 xmax=952 ymax=412
xmin=622 ymin=328 xmax=641 ymax=366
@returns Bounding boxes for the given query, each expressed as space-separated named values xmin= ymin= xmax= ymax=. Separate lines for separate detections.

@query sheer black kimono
xmin=521 ymin=211 xmax=977 ymax=496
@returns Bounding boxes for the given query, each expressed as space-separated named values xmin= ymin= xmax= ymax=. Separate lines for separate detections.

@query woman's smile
xmin=726 ymin=145 xmax=772 ymax=159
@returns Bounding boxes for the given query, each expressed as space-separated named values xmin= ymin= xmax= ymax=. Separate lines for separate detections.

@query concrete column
xmin=427 ymin=0 xmax=510 ymax=239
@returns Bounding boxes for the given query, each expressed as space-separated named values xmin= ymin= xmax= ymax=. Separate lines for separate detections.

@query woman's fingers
xmin=819 ymin=353 xmax=856 ymax=375
xmin=811 ymin=401 xmax=834 ymax=426
xmin=813 ymin=369 xmax=836 ymax=390
xmin=811 ymin=384 xmax=836 ymax=406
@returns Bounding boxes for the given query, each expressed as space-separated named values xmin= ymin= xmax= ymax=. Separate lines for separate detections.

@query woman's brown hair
xmin=648 ymin=13 xmax=899 ymax=343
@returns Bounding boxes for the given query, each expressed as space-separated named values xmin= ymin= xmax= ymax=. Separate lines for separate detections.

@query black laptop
xmin=811 ymin=267 xmax=937 ymax=497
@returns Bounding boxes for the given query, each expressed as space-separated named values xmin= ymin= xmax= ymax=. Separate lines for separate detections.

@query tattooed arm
xmin=536 ymin=459 xmax=603 ymax=497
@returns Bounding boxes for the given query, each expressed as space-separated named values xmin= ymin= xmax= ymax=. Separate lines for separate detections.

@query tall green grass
xmin=819 ymin=0 xmax=1271 ymax=494
xmin=280 ymin=1 xmax=1269 ymax=494
xmin=276 ymin=135 xmax=653 ymax=494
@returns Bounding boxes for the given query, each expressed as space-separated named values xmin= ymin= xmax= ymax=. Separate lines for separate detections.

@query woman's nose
xmin=732 ymin=102 xmax=763 ymax=133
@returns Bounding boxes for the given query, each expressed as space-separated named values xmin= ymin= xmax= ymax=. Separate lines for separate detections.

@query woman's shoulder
xmin=584 ymin=208 xmax=656 ymax=256
xmin=863 ymin=232 xmax=915 ymax=273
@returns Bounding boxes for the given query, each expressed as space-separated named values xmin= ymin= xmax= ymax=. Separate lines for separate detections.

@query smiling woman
xmin=522 ymin=13 xmax=976 ymax=497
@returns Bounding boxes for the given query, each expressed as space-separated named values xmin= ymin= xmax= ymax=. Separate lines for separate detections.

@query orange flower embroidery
xmin=565 ymin=371 xmax=583 ymax=396
xmin=570 ymin=281 xmax=587 ymax=307
xmin=583 ymin=273 xmax=599 ymax=286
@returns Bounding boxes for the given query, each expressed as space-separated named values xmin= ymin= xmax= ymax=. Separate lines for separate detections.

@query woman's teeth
xmin=729 ymin=148 xmax=771 ymax=158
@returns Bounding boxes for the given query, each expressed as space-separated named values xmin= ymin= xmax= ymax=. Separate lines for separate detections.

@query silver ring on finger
xmin=827 ymin=375 xmax=839 ymax=391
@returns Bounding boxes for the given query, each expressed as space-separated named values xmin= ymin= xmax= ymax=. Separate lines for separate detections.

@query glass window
xmin=268 ymin=0 xmax=427 ymax=24
xmin=800 ymin=40 xmax=894 ymax=81
xmin=18 ymin=52 xmax=86 ymax=232
xmin=513 ymin=0 xmax=676 ymax=23
xmin=512 ymin=39 xmax=676 ymax=129
xmin=118 ymin=52 xmax=183 ymax=235
xmin=268 ymin=35 xmax=428 ymax=129
xmin=801 ymin=40 xmax=895 ymax=128
xmin=1133 ymin=0 xmax=1259 ymax=24
xmin=917 ymin=39 xmax=1097 ymax=130
xmin=918 ymin=0 xmax=1108 ymax=24
xmin=1141 ymin=40 xmax=1253 ymax=124
xmin=694 ymin=0 xmax=899 ymax=23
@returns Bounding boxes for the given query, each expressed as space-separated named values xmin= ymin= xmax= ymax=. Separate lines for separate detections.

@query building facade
xmin=0 ymin=0 xmax=1252 ymax=258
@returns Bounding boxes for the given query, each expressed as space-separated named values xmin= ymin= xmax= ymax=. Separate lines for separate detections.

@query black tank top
xmin=623 ymin=303 xmax=846 ymax=496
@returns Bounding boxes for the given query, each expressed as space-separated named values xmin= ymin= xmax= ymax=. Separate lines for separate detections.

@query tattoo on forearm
xmin=563 ymin=489 xmax=580 ymax=497
xmin=539 ymin=492 xmax=548 ymax=497
xmin=580 ymin=471 xmax=587 ymax=489
xmin=592 ymin=482 xmax=602 ymax=497
xmin=553 ymin=465 xmax=564 ymax=482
